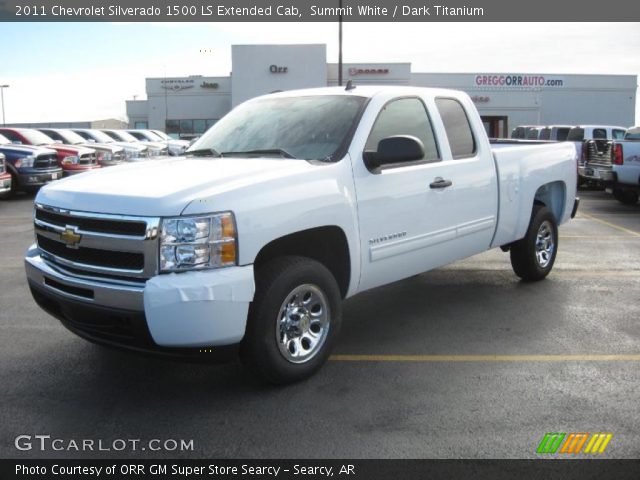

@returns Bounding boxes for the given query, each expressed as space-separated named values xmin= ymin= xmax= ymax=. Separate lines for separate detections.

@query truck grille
xmin=79 ymin=153 xmax=97 ymax=165
xmin=35 ymin=208 xmax=147 ymax=236
xmin=0 ymin=157 xmax=5 ymax=174
xmin=34 ymin=154 xmax=58 ymax=169
xmin=34 ymin=204 xmax=160 ymax=280
xmin=37 ymin=235 xmax=144 ymax=270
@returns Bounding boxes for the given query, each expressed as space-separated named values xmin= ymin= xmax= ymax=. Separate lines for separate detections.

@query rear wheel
xmin=240 ymin=256 xmax=342 ymax=384
xmin=612 ymin=188 xmax=638 ymax=205
xmin=510 ymin=205 xmax=558 ymax=282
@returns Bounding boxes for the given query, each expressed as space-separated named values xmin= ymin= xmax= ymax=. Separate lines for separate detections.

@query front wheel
xmin=240 ymin=256 xmax=342 ymax=384
xmin=510 ymin=205 xmax=558 ymax=282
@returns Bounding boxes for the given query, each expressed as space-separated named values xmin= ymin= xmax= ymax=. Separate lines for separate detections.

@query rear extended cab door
xmin=349 ymin=91 xmax=498 ymax=292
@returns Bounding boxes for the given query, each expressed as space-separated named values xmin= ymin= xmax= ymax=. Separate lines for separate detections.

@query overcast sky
xmin=0 ymin=22 xmax=639 ymax=124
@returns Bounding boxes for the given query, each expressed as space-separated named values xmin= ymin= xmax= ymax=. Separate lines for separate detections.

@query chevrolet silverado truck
xmin=25 ymin=86 xmax=579 ymax=384
xmin=0 ymin=128 xmax=100 ymax=176
xmin=0 ymin=153 xmax=11 ymax=197
xmin=0 ymin=133 xmax=62 ymax=194
xmin=580 ymin=126 xmax=640 ymax=205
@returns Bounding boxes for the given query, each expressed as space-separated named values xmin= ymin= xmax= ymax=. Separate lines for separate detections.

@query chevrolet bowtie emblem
xmin=60 ymin=227 xmax=81 ymax=248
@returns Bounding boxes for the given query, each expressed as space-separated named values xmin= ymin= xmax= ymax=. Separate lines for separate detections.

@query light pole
xmin=0 ymin=85 xmax=8 ymax=126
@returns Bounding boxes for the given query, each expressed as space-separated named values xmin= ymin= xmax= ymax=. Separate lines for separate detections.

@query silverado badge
xmin=60 ymin=227 xmax=81 ymax=248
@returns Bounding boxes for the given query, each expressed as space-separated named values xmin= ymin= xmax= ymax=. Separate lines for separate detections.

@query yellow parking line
xmin=579 ymin=213 xmax=640 ymax=237
xmin=552 ymin=270 xmax=640 ymax=277
xmin=330 ymin=354 xmax=640 ymax=362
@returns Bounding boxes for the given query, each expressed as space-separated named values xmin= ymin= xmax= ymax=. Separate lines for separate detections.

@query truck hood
xmin=0 ymin=144 xmax=57 ymax=156
xmin=35 ymin=156 xmax=315 ymax=216
xmin=45 ymin=144 xmax=95 ymax=156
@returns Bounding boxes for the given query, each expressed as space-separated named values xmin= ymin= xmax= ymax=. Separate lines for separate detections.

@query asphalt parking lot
xmin=1 ymin=190 xmax=639 ymax=459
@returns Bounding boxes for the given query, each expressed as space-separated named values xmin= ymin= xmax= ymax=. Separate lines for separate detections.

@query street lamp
xmin=0 ymin=84 xmax=8 ymax=126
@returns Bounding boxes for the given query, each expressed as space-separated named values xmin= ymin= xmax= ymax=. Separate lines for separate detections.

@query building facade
xmin=126 ymin=44 xmax=637 ymax=138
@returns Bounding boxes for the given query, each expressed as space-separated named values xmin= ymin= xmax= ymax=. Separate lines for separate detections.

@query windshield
xmin=106 ymin=130 xmax=139 ymax=142
xmin=189 ymin=95 xmax=367 ymax=160
xmin=77 ymin=130 xmax=115 ymax=143
xmin=151 ymin=130 xmax=171 ymax=140
xmin=20 ymin=129 xmax=55 ymax=145
xmin=556 ymin=128 xmax=570 ymax=141
xmin=57 ymin=129 xmax=88 ymax=144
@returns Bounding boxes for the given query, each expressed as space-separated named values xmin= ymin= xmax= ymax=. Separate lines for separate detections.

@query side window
xmin=365 ymin=97 xmax=439 ymax=163
xmin=612 ymin=129 xmax=625 ymax=140
xmin=539 ymin=128 xmax=551 ymax=140
xmin=435 ymin=98 xmax=476 ymax=158
xmin=592 ymin=128 xmax=607 ymax=139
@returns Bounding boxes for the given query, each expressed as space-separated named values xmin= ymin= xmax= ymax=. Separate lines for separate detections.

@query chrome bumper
xmin=25 ymin=245 xmax=144 ymax=311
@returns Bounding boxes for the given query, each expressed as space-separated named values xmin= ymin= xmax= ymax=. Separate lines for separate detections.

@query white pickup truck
xmin=25 ymin=86 xmax=579 ymax=384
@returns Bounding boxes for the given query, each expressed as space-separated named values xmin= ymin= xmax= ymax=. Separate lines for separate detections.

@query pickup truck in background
xmin=101 ymin=129 xmax=168 ymax=158
xmin=569 ymin=125 xmax=627 ymax=187
xmin=580 ymin=126 xmax=640 ymax=204
xmin=539 ymin=125 xmax=572 ymax=142
xmin=38 ymin=128 xmax=126 ymax=168
xmin=0 ymin=128 xmax=100 ymax=176
xmin=0 ymin=133 xmax=62 ymax=194
xmin=0 ymin=153 xmax=11 ymax=197
xmin=72 ymin=129 xmax=150 ymax=162
xmin=25 ymin=86 xmax=579 ymax=384
xmin=127 ymin=129 xmax=189 ymax=156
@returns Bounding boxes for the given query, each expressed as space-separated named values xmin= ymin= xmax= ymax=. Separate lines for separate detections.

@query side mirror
xmin=363 ymin=135 xmax=425 ymax=171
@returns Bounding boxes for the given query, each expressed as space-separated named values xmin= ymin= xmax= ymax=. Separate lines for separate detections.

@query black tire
xmin=240 ymin=256 xmax=342 ymax=385
xmin=510 ymin=205 xmax=558 ymax=282
xmin=612 ymin=188 xmax=638 ymax=205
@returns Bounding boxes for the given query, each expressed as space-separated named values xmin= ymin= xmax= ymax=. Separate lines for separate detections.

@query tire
xmin=612 ymin=188 xmax=638 ymax=205
xmin=510 ymin=205 xmax=558 ymax=282
xmin=240 ymin=256 xmax=342 ymax=385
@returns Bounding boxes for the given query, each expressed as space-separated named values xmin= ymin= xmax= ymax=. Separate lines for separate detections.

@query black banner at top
xmin=1 ymin=0 xmax=640 ymax=22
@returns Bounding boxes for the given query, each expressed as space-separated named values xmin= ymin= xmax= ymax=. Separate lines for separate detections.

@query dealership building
xmin=126 ymin=44 xmax=637 ymax=138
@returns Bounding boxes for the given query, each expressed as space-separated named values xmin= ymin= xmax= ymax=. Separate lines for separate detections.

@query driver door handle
xmin=430 ymin=178 xmax=453 ymax=189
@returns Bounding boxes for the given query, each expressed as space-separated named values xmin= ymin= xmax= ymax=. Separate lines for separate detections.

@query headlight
xmin=14 ymin=155 xmax=36 ymax=168
xmin=62 ymin=155 xmax=79 ymax=165
xmin=160 ymin=212 xmax=237 ymax=272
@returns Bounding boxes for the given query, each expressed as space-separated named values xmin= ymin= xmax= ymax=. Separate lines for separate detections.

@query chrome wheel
xmin=535 ymin=220 xmax=555 ymax=268
xmin=276 ymin=284 xmax=330 ymax=364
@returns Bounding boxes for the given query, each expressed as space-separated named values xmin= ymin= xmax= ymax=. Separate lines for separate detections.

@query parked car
xmin=570 ymin=125 xmax=628 ymax=187
xmin=101 ymin=129 xmax=168 ymax=158
xmin=38 ymin=128 xmax=125 ymax=167
xmin=0 ymin=133 xmax=62 ymax=194
xmin=26 ymin=86 xmax=578 ymax=384
xmin=0 ymin=128 xmax=100 ymax=176
xmin=126 ymin=129 xmax=189 ymax=156
xmin=72 ymin=129 xmax=149 ymax=161
xmin=0 ymin=153 xmax=11 ymax=197
xmin=580 ymin=125 xmax=640 ymax=205
xmin=511 ymin=125 xmax=544 ymax=139
xmin=539 ymin=125 xmax=573 ymax=141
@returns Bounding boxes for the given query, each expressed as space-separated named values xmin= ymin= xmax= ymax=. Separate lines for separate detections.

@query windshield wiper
xmin=186 ymin=147 xmax=222 ymax=157
xmin=221 ymin=148 xmax=297 ymax=159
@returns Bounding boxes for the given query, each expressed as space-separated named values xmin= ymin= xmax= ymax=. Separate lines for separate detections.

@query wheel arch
xmin=533 ymin=181 xmax=566 ymax=223
xmin=253 ymin=226 xmax=351 ymax=298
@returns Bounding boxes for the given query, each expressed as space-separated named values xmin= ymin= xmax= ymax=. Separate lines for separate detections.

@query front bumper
xmin=25 ymin=246 xmax=255 ymax=358
xmin=17 ymin=169 xmax=63 ymax=188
